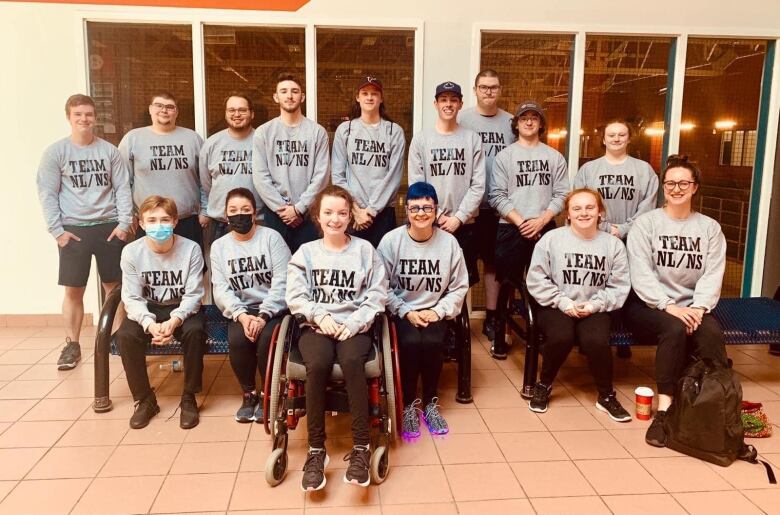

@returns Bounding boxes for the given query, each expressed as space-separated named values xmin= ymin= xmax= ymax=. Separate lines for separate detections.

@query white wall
xmin=0 ymin=0 xmax=778 ymax=315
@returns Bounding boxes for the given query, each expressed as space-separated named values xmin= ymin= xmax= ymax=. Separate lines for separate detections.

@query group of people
xmin=37 ymin=67 xmax=729 ymax=493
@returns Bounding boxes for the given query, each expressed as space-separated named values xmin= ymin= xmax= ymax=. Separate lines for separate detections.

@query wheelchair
xmin=261 ymin=312 xmax=402 ymax=487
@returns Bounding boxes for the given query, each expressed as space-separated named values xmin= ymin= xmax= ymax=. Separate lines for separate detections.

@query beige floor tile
xmin=0 ymin=337 xmax=25 ymax=350
xmin=56 ymin=418 xmax=128 ymax=447
xmin=0 ymin=420 xmax=72 ymax=448
xmin=100 ymin=443 xmax=181 ymax=477
xmin=436 ymin=388 xmax=477 ymax=410
xmin=705 ymin=458 xmax=780 ymax=490
xmin=510 ymin=461 xmax=595 ymax=498
xmin=0 ymin=328 xmax=42 ymax=338
xmin=46 ymin=379 xmax=96 ymax=399
xmin=151 ymin=472 xmax=235 ymax=513
xmin=673 ymin=490 xmax=764 ymax=515
xmin=638 ymin=456 xmax=733 ymax=492
xmin=471 ymin=355 xmax=501 ymax=370
xmin=304 ymin=469 xmax=380 ymax=508
xmin=553 ymin=430 xmax=631 ymax=460
xmin=28 ymin=445 xmax=114 ymax=479
xmin=530 ymin=495 xmax=612 ymax=515
xmin=608 ymin=429 xmax=679 ymax=458
xmin=305 ymin=507 xmax=380 ymax=514
xmin=12 ymin=337 xmax=65 ymax=350
xmin=22 ymin=397 xmax=92 ymax=421
xmin=537 ymin=406 xmax=603 ymax=431
xmin=120 ymin=416 xmax=188 ymax=445
xmin=170 ymin=441 xmax=245 ymax=474
xmin=0 ymin=399 xmax=36 ymax=422
xmin=456 ymin=498 xmax=533 ymax=514
xmin=207 ymin=374 xmax=243 ymax=395
xmin=743 ymin=488 xmax=780 ymax=515
xmin=389 ymin=433 xmax=441 ymax=466
xmin=0 ymin=423 xmax=7 ymax=435
xmin=0 ymin=478 xmax=90 ymax=515
xmin=575 ymin=459 xmax=665 ymax=495
xmin=381 ymin=502 xmax=458 ymax=514
xmin=16 ymin=364 xmax=71 ymax=380
xmin=433 ymin=433 xmax=504 ymax=464
xmin=0 ymin=379 xmax=60 ymax=400
xmin=741 ymin=378 xmax=780 ymax=402
xmin=229 ymin=471 xmax=305 ymax=511
xmin=469 ymin=368 xmax=514 ymax=388
xmin=378 ymin=465 xmax=453 ymax=504
xmin=200 ymin=394 xmax=244 ymax=417
xmin=0 ymin=447 xmax=48 ymax=480
xmin=79 ymin=395 xmax=138 ymax=421
xmin=471 ymin=387 xmax=527 ymax=409
xmin=602 ymin=493 xmax=689 ymax=514
xmin=444 ymin=462 xmax=524 ymax=501
xmin=72 ymin=475 xmax=165 ymax=515
xmin=227 ymin=510 xmax=302 ymax=515
xmin=0 ymin=364 xmax=30 ymax=381
xmin=478 ymin=407 xmax=547 ymax=432
xmin=437 ymin=408 xmax=488 ymax=434
xmin=0 ymin=482 xmax=15 ymax=503
xmin=495 ymin=431 xmax=568 ymax=462
xmin=0 ymin=349 xmax=50 ymax=365
xmin=183 ymin=415 xmax=252 ymax=442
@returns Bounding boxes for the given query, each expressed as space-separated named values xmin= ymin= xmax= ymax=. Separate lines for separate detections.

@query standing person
xmin=253 ymin=73 xmax=329 ymax=254
xmin=378 ymin=182 xmax=469 ymax=438
xmin=200 ymin=93 xmax=263 ymax=241
xmin=119 ymin=91 xmax=207 ymax=246
xmin=574 ymin=119 xmax=659 ymax=238
xmin=624 ymin=155 xmax=727 ymax=448
xmin=408 ymin=81 xmax=485 ymax=288
xmin=286 ymin=186 xmax=387 ymax=491
xmin=116 ymin=196 xmax=206 ymax=430
xmin=458 ymin=69 xmax=515 ymax=341
xmin=488 ymin=100 xmax=569 ymax=358
xmin=332 ymin=76 xmax=405 ymax=247
xmin=526 ymin=189 xmax=631 ymax=421
xmin=210 ymin=188 xmax=290 ymax=423
xmin=37 ymin=94 xmax=133 ymax=370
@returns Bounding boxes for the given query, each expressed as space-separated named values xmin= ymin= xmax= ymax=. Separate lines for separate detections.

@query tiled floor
xmin=0 ymin=322 xmax=779 ymax=514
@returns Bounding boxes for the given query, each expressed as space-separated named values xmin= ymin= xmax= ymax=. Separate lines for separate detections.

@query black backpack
xmin=664 ymin=358 xmax=776 ymax=483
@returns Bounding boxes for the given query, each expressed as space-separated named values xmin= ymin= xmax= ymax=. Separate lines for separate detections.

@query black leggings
xmin=624 ymin=295 xmax=726 ymax=395
xmin=537 ymin=307 xmax=614 ymax=396
xmin=298 ymin=328 xmax=372 ymax=448
xmin=494 ymin=221 xmax=555 ymax=287
xmin=227 ymin=314 xmax=283 ymax=392
xmin=351 ymin=206 xmax=397 ymax=248
xmin=394 ymin=317 xmax=448 ymax=406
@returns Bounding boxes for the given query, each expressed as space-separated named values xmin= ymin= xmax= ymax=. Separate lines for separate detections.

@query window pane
xmin=581 ymin=35 xmax=672 ymax=171
xmin=480 ymin=32 xmax=574 ymax=155
xmin=87 ymin=22 xmax=194 ymax=146
xmin=203 ymin=25 xmax=305 ymax=137
xmin=679 ymin=38 xmax=768 ymax=297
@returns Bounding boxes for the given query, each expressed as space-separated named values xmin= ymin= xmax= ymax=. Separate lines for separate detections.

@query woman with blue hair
xmin=377 ymin=182 xmax=469 ymax=438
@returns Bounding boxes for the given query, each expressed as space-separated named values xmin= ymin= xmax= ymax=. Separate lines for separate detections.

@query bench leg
xmin=456 ymin=313 xmax=473 ymax=404
xmin=521 ymin=325 xmax=539 ymax=399
xmin=491 ymin=283 xmax=513 ymax=360
xmin=93 ymin=286 xmax=121 ymax=413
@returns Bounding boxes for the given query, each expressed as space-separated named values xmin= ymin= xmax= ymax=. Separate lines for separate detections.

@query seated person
xmin=116 ymin=195 xmax=206 ymax=430
xmin=210 ymin=187 xmax=290 ymax=423
xmin=377 ymin=182 xmax=468 ymax=438
xmin=286 ymin=185 xmax=388 ymax=491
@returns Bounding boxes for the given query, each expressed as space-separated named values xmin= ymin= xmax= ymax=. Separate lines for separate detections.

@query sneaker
xmin=423 ymin=398 xmax=449 ymax=435
xmin=482 ymin=317 xmax=496 ymax=341
xmin=489 ymin=342 xmax=507 ymax=360
xmin=57 ymin=338 xmax=81 ymax=370
xmin=235 ymin=392 xmax=258 ymax=423
xmin=529 ymin=382 xmax=552 ymax=413
xmin=402 ymin=399 xmax=422 ymax=439
xmin=301 ymin=447 xmax=329 ymax=491
xmin=253 ymin=399 xmax=264 ymax=424
xmin=645 ymin=410 xmax=667 ymax=447
xmin=129 ymin=392 xmax=160 ymax=429
xmin=179 ymin=392 xmax=199 ymax=429
xmin=343 ymin=445 xmax=371 ymax=487
xmin=596 ymin=391 xmax=632 ymax=422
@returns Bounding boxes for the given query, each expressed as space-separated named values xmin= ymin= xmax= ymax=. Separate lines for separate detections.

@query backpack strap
xmin=739 ymin=444 xmax=777 ymax=484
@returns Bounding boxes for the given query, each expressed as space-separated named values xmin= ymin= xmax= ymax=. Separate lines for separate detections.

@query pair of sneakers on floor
xmin=402 ymin=397 xmax=449 ymax=438
xmin=529 ymin=382 xmax=632 ymax=423
xmin=235 ymin=391 xmax=264 ymax=423
xmin=301 ymin=444 xmax=371 ymax=491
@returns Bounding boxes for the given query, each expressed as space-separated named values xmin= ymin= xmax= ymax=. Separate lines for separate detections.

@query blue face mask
xmin=145 ymin=223 xmax=174 ymax=242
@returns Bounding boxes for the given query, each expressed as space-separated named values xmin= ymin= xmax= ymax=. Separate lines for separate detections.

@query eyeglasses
xmin=151 ymin=103 xmax=177 ymax=112
xmin=477 ymin=85 xmax=501 ymax=93
xmin=226 ymin=108 xmax=250 ymax=115
xmin=408 ymin=205 xmax=435 ymax=214
xmin=663 ymin=180 xmax=695 ymax=191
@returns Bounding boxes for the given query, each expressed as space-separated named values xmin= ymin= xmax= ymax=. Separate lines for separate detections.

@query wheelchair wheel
xmin=264 ymin=447 xmax=288 ymax=486
xmin=370 ymin=445 xmax=389 ymax=484
xmin=268 ymin=315 xmax=292 ymax=440
xmin=380 ymin=315 xmax=399 ymax=438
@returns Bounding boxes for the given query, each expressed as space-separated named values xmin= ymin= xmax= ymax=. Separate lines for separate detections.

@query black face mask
xmin=227 ymin=213 xmax=254 ymax=234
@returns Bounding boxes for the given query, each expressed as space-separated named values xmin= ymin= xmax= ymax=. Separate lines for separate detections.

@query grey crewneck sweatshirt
xmin=37 ymin=136 xmax=133 ymax=238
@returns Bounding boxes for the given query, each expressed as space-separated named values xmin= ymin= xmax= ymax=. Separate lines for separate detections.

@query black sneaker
xmin=57 ymin=338 xmax=81 ymax=370
xmin=596 ymin=391 xmax=632 ymax=422
xmin=529 ymin=382 xmax=552 ymax=413
xmin=482 ymin=317 xmax=496 ymax=341
xmin=235 ymin=392 xmax=258 ymax=423
xmin=343 ymin=445 xmax=371 ymax=487
xmin=645 ymin=410 xmax=667 ymax=447
xmin=301 ymin=448 xmax=329 ymax=491
xmin=179 ymin=392 xmax=199 ymax=429
xmin=129 ymin=393 xmax=160 ymax=429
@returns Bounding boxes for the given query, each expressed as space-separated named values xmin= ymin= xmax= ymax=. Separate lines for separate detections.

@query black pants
xmin=228 ymin=313 xmax=283 ymax=392
xmin=624 ymin=295 xmax=726 ymax=395
xmin=116 ymin=304 xmax=207 ymax=402
xmin=298 ymin=328 xmax=372 ymax=448
xmin=394 ymin=317 xmax=448 ymax=406
xmin=494 ymin=220 xmax=556 ymax=287
xmin=263 ymin=210 xmax=319 ymax=254
xmin=538 ymin=307 xmax=614 ymax=396
xmin=453 ymin=223 xmax=480 ymax=286
xmin=137 ymin=215 xmax=204 ymax=249
xmin=351 ymin=206 xmax=396 ymax=248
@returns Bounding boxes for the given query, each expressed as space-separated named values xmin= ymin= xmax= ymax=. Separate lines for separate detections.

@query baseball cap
xmin=357 ymin=76 xmax=383 ymax=93
xmin=435 ymin=81 xmax=462 ymax=99
xmin=515 ymin=100 xmax=546 ymax=123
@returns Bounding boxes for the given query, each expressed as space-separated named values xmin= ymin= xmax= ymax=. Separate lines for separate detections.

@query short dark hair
xmin=511 ymin=111 xmax=546 ymax=138
xmin=65 ymin=94 xmax=95 ymax=116
xmin=276 ymin=73 xmax=303 ymax=91
xmin=225 ymin=187 xmax=257 ymax=214
xmin=406 ymin=182 xmax=438 ymax=205
xmin=224 ymin=92 xmax=254 ymax=112
xmin=663 ymin=154 xmax=702 ymax=188
xmin=474 ymin=69 xmax=500 ymax=86
xmin=149 ymin=91 xmax=177 ymax=105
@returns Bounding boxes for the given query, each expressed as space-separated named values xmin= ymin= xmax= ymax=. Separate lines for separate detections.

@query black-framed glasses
xmin=477 ymin=85 xmax=501 ymax=93
xmin=663 ymin=180 xmax=695 ymax=191
xmin=407 ymin=205 xmax=435 ymax=214
xmin=151 ymin=103 xmax=177 ymax=111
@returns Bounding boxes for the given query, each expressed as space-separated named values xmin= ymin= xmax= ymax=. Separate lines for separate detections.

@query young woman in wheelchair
xmin=210 ymin=187 xmax=291 ymax=423
xmin=286 ymin=185 xmax=388 ymax=491
xmin=377 ymin=182 xmax=469 ymax=438
xmin=526 ymin=188 xmax=632 ymax=421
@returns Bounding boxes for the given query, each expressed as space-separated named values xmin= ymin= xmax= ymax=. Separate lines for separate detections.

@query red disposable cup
xmin=635 ymin=387 xmax=654 ymax=420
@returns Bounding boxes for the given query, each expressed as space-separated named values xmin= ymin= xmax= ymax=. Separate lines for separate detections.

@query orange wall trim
xmin=12 ymin=0 xmax=309 ymax=11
